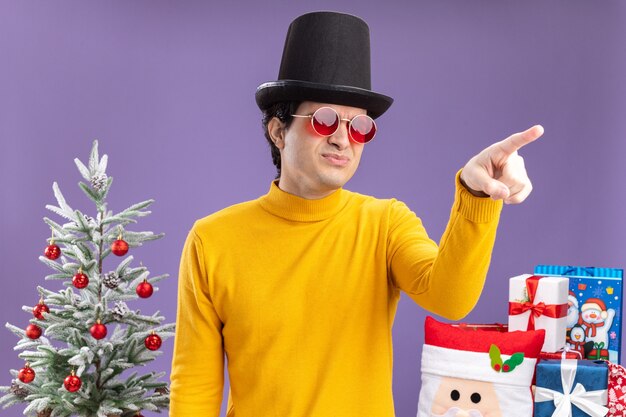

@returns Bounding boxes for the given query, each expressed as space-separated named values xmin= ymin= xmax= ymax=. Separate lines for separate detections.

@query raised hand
xmin=459 ymin=125 xmax=544 ymax=204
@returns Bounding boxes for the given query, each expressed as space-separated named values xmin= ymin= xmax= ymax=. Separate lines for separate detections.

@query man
xmin=170 ymin=11 xmax=542 ymax=417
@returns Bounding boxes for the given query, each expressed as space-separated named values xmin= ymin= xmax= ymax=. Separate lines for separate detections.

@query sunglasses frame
xmin=291 ymin=106 xmax=377 ymax=144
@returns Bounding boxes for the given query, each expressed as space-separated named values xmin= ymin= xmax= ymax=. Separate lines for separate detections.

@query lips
xmin=322 ymin=153 xmax=350 ymax=166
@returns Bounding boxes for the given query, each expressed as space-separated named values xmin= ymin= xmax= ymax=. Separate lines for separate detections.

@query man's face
xmin=277 ymin=101 xmax=366 ymax=198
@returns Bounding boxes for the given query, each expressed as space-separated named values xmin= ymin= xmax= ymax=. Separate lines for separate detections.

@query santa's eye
xmin=450 ymin=390 xmax=460 ymax=401
xmin=471 ymin=393 xmax=481 ymax=403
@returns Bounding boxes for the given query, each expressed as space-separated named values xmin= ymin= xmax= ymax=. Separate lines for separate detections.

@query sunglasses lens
xmin=311 ymin=107 xmax=339 ymax=136
xmin=349 ymin=115 xmax=377 ymax=144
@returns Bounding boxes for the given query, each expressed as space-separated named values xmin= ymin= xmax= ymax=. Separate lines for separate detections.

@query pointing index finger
xmin=497 ymin=125 xmax=544 ymax=155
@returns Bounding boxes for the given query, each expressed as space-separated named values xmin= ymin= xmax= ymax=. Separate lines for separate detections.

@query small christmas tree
xmin=0 ymin=141 xmax=175 ymax=417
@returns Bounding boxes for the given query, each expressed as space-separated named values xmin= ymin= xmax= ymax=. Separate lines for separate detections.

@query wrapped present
xmin=540 ymin=347 xmax=583 ymax=360
xmin=588 ymin=342 xmax=610 ymax=361
xmin=417 ymin=316 xmax=545 ymax=417
xmin=535 ymin=265 xmax=624 ymax=363
xmin=509 ymin=274 xmax=569 ymax=352
xmin=607 ymin=361 xmax=626 ymax=416
xmin=535 ymin=359 xmax=609 ymax=417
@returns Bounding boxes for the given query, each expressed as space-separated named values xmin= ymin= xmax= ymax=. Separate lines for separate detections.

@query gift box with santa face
xmin=508 ymin=274 xmax=569 ymax=352
xmin=534 ymin=359 xmax=609 ymax=417
xmin=417 ymin=316 xmax=545 ymax=417
xmin=535 ymin=265 xmax=624 ymax=363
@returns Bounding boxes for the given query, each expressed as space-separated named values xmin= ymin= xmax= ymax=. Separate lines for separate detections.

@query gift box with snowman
xmin=535 ymin=265 xmax=623 ymax=363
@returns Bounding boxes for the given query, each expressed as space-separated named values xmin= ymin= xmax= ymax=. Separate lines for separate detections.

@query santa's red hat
xmin=581 ymin=298 xmax=608 ymax=319
xmin=422 ymin=316 xmax=544 ymax=384
xmin=418 ymin=317 xmax=545 ymax=417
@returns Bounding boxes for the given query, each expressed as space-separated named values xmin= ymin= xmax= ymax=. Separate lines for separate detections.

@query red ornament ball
xmin=111 ymin=239 xmax=129 ymax=256
xmin=18 ymin=365 xmax=35 ymax=383
xmin=72 ymin=272 xmax=89 ymax=289
xmin=493 ymin=364 xmax=501 ymax=371
xmin=64 ymin=373 xmax=82 ymax=392
xmin=25 ymin=324 xmax=42 ymax=340
xmin=33 ymin=303 xmax=50 ymax=320
xmin=44 ymin=244 xmax=61 ymax=260
xmin=503 ymin=364 xmax=510 ymax=372
xmin=145 ymin=333 xmax=162 ymax=351
xmin=136 ymin=281 xmax=153 ymax=299
xmin=90 ymin=322 xmax=107 ymax=340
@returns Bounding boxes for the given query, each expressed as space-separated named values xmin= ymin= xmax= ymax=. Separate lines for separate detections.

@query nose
xmin=590 ymin=313 xmax=597 ymax=319
xmin=327 ymin=121 xmax=351 ymax=150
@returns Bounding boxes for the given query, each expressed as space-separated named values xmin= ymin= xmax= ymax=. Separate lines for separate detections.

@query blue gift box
xmin=535 ymin=265 xmax=623 ymax=363
xmin=534 ymin=359 xmax=608 ymax=417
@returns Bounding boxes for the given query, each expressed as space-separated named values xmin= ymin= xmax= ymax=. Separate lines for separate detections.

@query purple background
xmin=1 ymin=2 xmax=625 ymax=416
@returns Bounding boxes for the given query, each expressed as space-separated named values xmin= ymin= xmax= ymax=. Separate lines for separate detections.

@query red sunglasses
xmin=291 ymin=106 xmax=377 ymax=144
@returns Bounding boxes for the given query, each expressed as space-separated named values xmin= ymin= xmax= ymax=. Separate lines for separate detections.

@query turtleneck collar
xmin=258 ymin=180 xmax=350 ymax=222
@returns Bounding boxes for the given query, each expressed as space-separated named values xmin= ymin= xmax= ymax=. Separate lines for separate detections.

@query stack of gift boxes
xmin=509 ymin=265 xmax=624 ymax=416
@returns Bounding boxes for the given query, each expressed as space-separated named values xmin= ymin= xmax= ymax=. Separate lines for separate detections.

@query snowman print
xmin=578 ymin=297 xmax=616 ymax=347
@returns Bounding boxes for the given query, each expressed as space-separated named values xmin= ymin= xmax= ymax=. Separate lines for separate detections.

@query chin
xmin=318 ymin=173 xmax=352 ymax=190
xmin=321 ymin=164 xmax=358 ymax=185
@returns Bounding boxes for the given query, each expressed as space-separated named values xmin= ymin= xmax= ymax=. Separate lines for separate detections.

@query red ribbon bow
xmin=508 ymin=275 xmax=568 ymax=330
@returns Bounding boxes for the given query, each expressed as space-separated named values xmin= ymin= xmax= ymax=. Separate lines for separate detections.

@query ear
xmin=268 ymin=117 xmax=286 ymax=150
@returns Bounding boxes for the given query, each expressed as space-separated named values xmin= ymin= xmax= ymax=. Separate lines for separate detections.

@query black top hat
xmin=255 ymin=11 xmax=393 ymax=119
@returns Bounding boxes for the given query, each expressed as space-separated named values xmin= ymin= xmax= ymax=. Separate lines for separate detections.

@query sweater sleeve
xmin=170 ymin=228 xmax=224 ymax=417
xmin=387 ymin=170 xmax=503 ymax=320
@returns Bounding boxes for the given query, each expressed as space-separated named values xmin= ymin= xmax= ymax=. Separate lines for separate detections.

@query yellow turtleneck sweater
xmin=170 ymin=172 xmax=503 ymax=417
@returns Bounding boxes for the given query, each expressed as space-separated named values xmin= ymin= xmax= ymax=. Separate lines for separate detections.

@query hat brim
xmin=255 ymin=80 xmax=393 ymax=119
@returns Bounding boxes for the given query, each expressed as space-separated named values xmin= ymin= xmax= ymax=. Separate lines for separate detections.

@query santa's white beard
xmin=567 ymin=308 xmax=579 ymax=328
xmin=431 ymin=407 xmax=484 ymax=417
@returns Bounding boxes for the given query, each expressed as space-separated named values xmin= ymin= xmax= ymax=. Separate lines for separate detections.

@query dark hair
xmin=262 ymin=101 xmax=302 ymax=179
